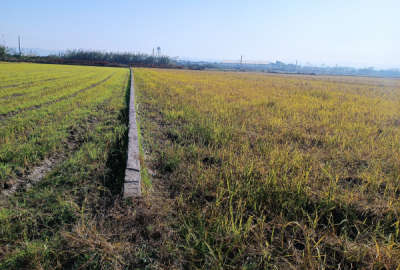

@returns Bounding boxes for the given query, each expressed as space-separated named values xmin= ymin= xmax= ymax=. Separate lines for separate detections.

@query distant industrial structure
xmin=177 ymin=59 xmax=400 ymax=78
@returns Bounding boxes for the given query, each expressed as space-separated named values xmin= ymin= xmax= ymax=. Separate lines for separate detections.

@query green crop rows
xmin=0 ymin=62 xmax=133 ymax=269
xmin=0 ymin=62 xmax=128 ymax=190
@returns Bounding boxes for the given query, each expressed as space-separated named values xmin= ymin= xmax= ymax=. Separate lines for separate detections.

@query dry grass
xmin=134 ymin=68 xmax=400 ymax=269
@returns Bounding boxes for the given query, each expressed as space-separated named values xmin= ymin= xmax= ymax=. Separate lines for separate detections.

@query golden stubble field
xmin=134 ymin=68 xmax=400 ymax=269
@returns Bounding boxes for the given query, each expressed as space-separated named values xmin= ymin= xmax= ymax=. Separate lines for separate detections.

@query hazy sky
xmin=1 ymin=0 xmax=399 ymax=68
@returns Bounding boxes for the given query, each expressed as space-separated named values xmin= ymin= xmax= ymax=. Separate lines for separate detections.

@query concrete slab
xmin=123 ymin=68 xmax=141 ymax=198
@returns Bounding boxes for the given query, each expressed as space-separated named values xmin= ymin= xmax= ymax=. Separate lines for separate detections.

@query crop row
xmin=0 ymin=70 xmax=98 ymax=98
xmin=0 ymin=63 xmax=102 ymax=87
xmin=0 ymin=63 xmax=130 ymax=269
xmin=0 ymin=74 xmax=114 ymax=119
xmin=0 ymin=63 xmax=129 ymax=188
xmin=0 ymin=72 xmax=113 ymax=115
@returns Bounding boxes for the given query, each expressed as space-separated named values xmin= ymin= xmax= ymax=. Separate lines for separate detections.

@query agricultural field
xmin=0 ymin=62 xmax=131 ymax=268
xmin=2 ymin=62 xmax=400 ymax=269
xmin=133 ymin=68 xmax=400 ymax=269
xmin=0 ymin=63 xmax=128 ymax=190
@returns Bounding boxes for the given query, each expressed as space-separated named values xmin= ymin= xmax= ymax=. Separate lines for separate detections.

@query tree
xmin=61 ymin=49 xmax=174 ymax=67
xmin=0 ymin=45 xmax=6 ymax=59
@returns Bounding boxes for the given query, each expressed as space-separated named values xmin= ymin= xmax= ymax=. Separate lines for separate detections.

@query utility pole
xmin=152 ymin=48 xmax=155 ymax=66
xmin=18 ymin=36 xmax=21 ymax=56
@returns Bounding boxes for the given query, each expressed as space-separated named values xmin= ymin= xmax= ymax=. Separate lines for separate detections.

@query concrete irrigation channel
xmin=123 ymin=68 xmax=141 ymax=198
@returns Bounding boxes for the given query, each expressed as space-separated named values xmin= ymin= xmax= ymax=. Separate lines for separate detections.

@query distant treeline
xmin=178 ymin=60 xmax=400 ymax=78
xmin=0 ymin=47 xmax=180 ymax=68
xmin=2 ymin=45 xmax=399 ymax=77
xmin=60 ymin=50 xmax=174 ymax=67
